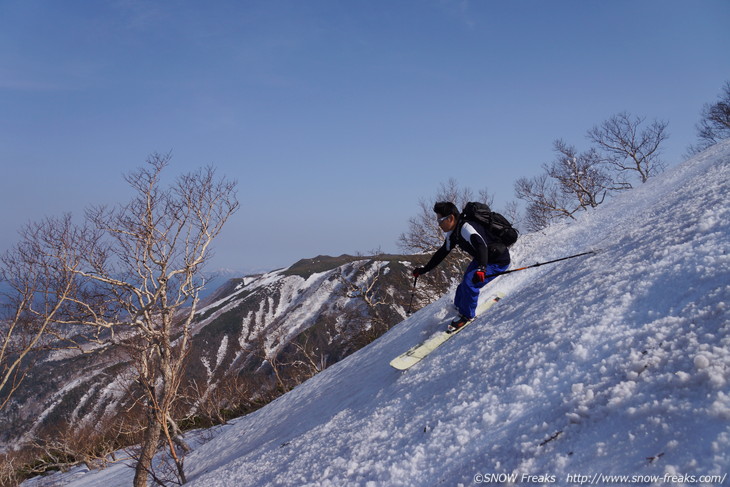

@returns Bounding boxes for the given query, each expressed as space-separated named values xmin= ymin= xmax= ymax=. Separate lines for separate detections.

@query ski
xmin=389 ymin=292 xmax=505 ymax=371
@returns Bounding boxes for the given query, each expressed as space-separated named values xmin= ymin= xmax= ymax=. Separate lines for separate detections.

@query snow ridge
xmin=185 ymin=142 xmax=730 ymax=486
xmin=25 ymin=141 xmax=730 ymax=486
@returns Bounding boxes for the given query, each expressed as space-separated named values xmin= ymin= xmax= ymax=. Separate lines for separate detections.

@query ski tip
xmin=389 ymin=361 xmax=411 ymax=371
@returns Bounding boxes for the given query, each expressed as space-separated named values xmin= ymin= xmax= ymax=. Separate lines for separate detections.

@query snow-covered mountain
xmin=25 ymin=141 xmax=729 ymax=486
xmin=2 ymin=253 xmax=455 ymax=452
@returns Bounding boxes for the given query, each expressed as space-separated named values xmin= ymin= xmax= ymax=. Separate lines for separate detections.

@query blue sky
xmin=1 ymin=1 xmax=728 ymax=273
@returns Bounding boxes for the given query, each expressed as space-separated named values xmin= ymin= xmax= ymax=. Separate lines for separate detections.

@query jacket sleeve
xmin=421 ymin=240 xmax=451 ymax=273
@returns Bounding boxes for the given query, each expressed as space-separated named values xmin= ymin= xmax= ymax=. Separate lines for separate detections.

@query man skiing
xmin=413 ymin=201 xmax=510 ymax=332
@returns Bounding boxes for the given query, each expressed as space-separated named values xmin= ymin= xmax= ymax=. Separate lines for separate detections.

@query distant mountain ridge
xmin=0 ymin=252 xmax=460 ymax=452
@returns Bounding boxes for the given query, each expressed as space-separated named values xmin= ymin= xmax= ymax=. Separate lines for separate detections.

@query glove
xmin=472 ymin=267 xmax=486 ymax=284
xmin=413 ymin=267 xmax=427 ymax=278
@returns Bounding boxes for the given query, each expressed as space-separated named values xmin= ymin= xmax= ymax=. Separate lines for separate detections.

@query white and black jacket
xmin=420 ymin=219 xmax=511 ymax=273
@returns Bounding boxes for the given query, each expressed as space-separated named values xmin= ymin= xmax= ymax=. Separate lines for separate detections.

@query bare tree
xmin=398 ymin=178 xmax=493 ymax=253
xmin=588 ymin=112 xmax=668 ymax=185
xmin=182 ymin=373 xmax=254 ymax=427
xmin=0 ymin=216 xmax=85 ymax=412
xmin=287 ymin=330 xmax=331 ymax=381
xmin=549 ymin=140 xmax=617 ymax=208
xmin=340 ymin=261 xmax=391 ymax=342
xmin=501 ymin=200 xmax=522 ymax=230
xmin=22 ymin=420 xmax=131 ymax=475
xmin=95 ymin=154 xmax=237 ymax=486
xmin=515 ymin=140 xmax=617 ymax=231
xmin=514 ymin=173 xmax=575 ymax=231
xmin=35 ymin=153 xmax=239 ymax=486
xmin=690 ymin=81 xmax=730 ymax=154
xmin=516 ymin=112 xmax=669 ymax=231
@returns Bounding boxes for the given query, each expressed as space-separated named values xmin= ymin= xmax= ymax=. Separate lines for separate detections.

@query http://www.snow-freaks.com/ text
xmin=473 ymin=472 xmax=727 ymax=484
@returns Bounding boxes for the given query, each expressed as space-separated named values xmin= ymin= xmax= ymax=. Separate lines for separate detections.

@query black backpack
xmin=461 ymin=202 xmax=518 ymax=247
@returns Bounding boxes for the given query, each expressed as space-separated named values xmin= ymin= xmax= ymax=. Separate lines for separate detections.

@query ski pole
xmin=406 ymin=275 xmax=418 ymax=315
xmin=484 ymin=250 xmax=599 ymax=279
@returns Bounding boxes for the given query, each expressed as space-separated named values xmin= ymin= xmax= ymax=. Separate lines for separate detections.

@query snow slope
xmin=26 ymin=142 xmax=730 ymax=486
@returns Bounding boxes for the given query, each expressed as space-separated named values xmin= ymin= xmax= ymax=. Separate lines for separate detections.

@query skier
xmin=412 ymin=201 xmax=510 ymax=331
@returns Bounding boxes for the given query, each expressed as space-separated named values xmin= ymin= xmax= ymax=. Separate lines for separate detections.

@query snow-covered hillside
xmin=3 ymin=253 xmax=433 ymax=451
xmin=26 ymin=142 xmax=729 ymax=486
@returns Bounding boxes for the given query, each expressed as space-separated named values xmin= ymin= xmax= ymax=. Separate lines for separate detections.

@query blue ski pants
xmin=454 ymin=260 xmax=509 ymax=319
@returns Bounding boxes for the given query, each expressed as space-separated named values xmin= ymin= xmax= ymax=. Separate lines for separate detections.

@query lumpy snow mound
xmin=25 ymin=142 xmax=730 ymax=486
